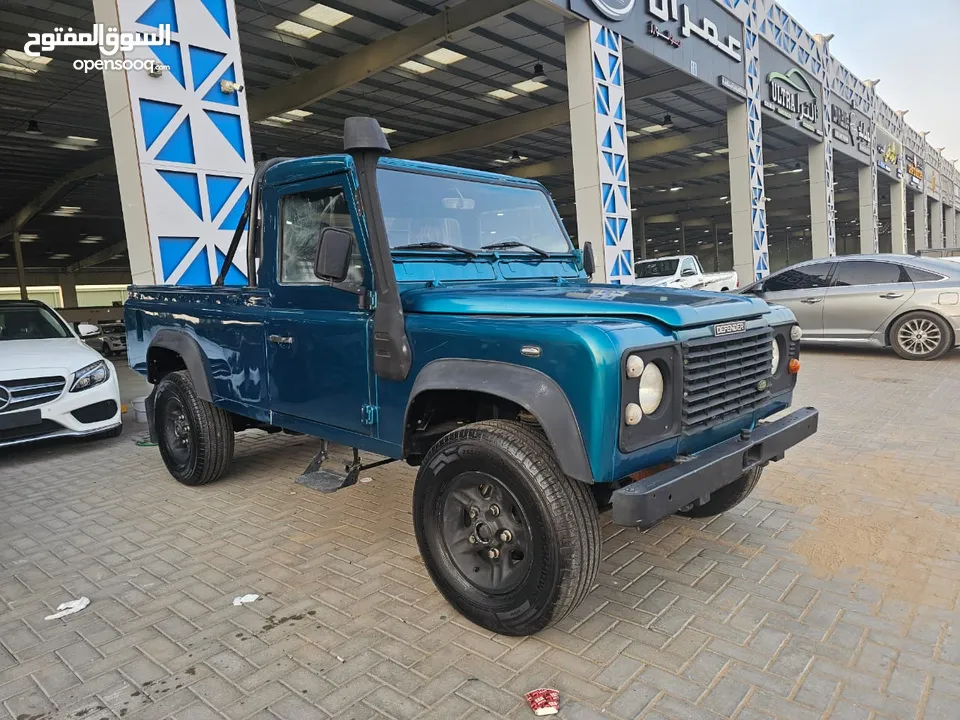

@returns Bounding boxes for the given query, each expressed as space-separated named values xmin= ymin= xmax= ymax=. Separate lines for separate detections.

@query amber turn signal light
xmin=788 ymin=358 xmax=800 ymax=374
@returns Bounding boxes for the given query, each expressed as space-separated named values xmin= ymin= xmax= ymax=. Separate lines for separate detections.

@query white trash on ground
xmin=232 ymin=593 xmax=259 ymax=606
xmin=45 ymin=597 xmax=90 ymax=620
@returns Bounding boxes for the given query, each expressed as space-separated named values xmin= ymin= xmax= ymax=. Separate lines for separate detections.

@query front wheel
xmin=154 ymin=371 xmax=234 ymax=485
xmin=413 ymin=420 xmax=600 ymax=636
xmin=890 ymin=311 xmax=953 ymax=360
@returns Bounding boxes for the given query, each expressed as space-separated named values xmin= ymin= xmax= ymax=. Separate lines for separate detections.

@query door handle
xmin=268 ymin=334 xmax=294 ymax=345
xmin=799 ymin=298 xmax=822 ymax=305
xmin=879 ymin=293 xmax=904 ymax=300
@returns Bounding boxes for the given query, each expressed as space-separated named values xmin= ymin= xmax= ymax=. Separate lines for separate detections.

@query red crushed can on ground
xmin=524 ymin=688 xmax=560 ymax=715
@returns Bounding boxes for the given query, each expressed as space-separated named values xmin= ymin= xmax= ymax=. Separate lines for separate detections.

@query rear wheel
xmin=413 ymin=420 xmax=600 ymax=636
xmin=154 ymin=371 xmax=234 ymax=485
xmin=676 ymin=466 xmax=762 ymax=519
xmin=890 ymin=311 xmax=953 ymax=360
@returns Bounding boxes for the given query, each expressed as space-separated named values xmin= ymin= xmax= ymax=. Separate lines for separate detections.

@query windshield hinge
xmin=361 ymin=404 xmax=379 ymax=426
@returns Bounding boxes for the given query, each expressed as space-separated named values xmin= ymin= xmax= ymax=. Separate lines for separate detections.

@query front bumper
xmin=0 ymin=368 xmax=122 ymax=449
xmin=612 ymin=407 xmax=818 ymax=527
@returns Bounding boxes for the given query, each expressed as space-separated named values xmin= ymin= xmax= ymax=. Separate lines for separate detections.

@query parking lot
xmin=1 ymin=348 xmax=959 ymax=720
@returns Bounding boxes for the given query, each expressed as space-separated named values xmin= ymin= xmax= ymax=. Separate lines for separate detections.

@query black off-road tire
xmin=413 ymin=420 xmax=600 ymax=636
xmin=889 ymin=311 xmax=953 ymax=361
xmin=154 ymin=371 xmax=234 ymax=486
xmin=676 ymin=466 xmax=762 ymax=519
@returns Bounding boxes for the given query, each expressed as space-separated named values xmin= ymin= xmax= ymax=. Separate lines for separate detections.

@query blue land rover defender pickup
xmin=126 ymin=118 xmax=818 ymax=636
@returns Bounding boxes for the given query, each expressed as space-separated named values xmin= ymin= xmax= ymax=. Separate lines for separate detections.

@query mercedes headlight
xmin=638 ymin=362 xmax=664 ymax=415
xmin=771 ymin=339 xmax=781 ymax=375
xmin=70 ymin=360 xmax=109 ymax=392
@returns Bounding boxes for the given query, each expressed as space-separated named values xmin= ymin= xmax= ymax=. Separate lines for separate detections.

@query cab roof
xmin=262 ymin=153 xmax=550 ymax=192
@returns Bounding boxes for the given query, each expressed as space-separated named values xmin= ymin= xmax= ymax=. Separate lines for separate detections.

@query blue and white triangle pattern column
xmin=105 ymin=0 xmax=254 ymax=285
xmin=744 ymin=1 xmax=770 ymax=280
xmin=591 ymin=22 xmax=634 ymax=285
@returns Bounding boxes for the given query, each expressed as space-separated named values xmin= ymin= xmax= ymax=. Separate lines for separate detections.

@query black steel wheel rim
xmin=438 ymin=471 xmax=533 ymax=594
xmin=161 ymin=396 xmax=192 ymax=468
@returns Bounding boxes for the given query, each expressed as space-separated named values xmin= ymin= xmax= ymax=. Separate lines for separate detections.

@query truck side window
xmin=680 ymin=257 xmax=698 ymax=276
xmin=280 ymin=187 xmax=364 ymax=285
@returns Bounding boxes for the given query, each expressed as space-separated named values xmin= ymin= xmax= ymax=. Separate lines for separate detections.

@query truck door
xmin=678 ymin=256 xmax=701 ymax=289
xmin=263 ymin=174 xmax=374 ymax=436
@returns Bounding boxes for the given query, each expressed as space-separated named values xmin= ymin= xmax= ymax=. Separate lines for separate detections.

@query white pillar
xmin=890 ymin=180 xmax=907 ymax=254
xmin=727 ymin=104 xmax=767 ymax=282
xmin=858 ymin=164 xmax=878 ymax=254
xmin=566 ymin=20 xmax=634 ymax=285
xmin=94 ymin=0 xmax=254 ymax=286
xmin=913 ymin=193 xmax=928 ymax=250
xmin=930 ymin=199 xmax=944 ymax=248
xmin=58 ymin=274 xmax=79 ymax=308
xmin=945 ymin=208 xmax=957 ymax=249
xmin=809 ymin=143 xmax=834 ymax=258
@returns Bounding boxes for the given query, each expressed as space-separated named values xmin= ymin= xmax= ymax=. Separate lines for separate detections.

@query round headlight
xmin=624 ymin=403 xmax=642 ymax=426
xmin=771 ymin=338 xmax=781 ymax=375
xmin=790 ymin=325 xmax=803 ymax=341
xmin=638 ymin=363 xmax=664 ymax=415
xmin=626 ymin=354 xmax=644 ymax=378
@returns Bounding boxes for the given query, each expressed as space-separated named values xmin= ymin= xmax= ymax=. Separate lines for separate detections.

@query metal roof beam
xmin=66 ymin=240 xmax=127 ymax=273
xmin=631 ymin=159 xmax=730 ymax=187
xmin=0 ymin=156 xmax=115 ymax=241
xmin=508 ymin=125 xmax=726 ymax=179
xmin=394 ymin=70 xmax=697 ymax=160
xmin=247 ymin=0 xmax=529 ymax=121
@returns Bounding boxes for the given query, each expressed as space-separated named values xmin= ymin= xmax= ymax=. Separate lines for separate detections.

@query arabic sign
xmin=875 ymin=129 xmax=903 ymax=181
xmin=24 ymin=24 xmax=171 ymax=58
xmin=758 ymin=40 xmax=823 ymax=140
xmin=905 ymin=151 xmax=924 ymax=191
xmin=829 ymin=97 xmax=871 ymax=164
xmin=567 ymin=0 xmax=745 ymax=93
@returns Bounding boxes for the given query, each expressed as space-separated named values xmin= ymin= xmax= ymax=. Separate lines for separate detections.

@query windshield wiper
xmin=480 ymin=241 xmax=550 ymax=257
xmin=397 ymin=242 xmax=478 ymax=257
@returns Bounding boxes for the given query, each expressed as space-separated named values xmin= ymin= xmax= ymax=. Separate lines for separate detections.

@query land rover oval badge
xmin=588 ymin=0 xmax=636 ymax=20
xmin=757 ymin=379 xmax=769 ymax=392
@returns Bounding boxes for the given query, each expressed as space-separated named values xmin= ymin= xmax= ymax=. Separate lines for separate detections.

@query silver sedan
xmin=740 ymin=255 xmax=960 ymax=360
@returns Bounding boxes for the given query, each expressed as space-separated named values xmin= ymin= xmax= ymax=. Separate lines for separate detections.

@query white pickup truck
xmin=634 ymin=255 xmax=739 ymax=292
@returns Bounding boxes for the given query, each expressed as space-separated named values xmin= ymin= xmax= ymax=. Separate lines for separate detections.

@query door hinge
xmin=361 ymin=404 xmax=379 ymax=426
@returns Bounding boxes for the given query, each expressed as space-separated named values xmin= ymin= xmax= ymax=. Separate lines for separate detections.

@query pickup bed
xmin=635 ymin=254 xmax=739 ymax=291
xmin=126 ymin=118 xmax=817 ymax=636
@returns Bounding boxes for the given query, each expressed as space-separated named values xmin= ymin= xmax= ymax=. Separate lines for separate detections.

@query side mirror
xmin=314 ymin=227 xmax=354 ymax=283
xmin=582 ymin=241 xmax=596 ymax=277
xmin=681 ymin=268 xmax=697 ymax=277
xmin=77 ymin=323 xmax=101 ymax=338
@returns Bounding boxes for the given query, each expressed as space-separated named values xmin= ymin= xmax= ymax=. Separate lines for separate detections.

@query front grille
xmin=0 ymin=376 xmax=66 ymax=414
xmin=681 ymin=328 xmax=773 ymax=432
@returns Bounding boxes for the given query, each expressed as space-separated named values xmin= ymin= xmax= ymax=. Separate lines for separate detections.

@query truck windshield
xmin=378 ymin=169 xmax=572 ymax=255
xmin=0 ymin=306 xmax=70 ymax=341
xmin=635 ymin=259 xmax=679 ymax=278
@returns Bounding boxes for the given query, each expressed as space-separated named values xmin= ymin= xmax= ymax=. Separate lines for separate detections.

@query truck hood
xmin=400 ymin=282 xmax=768 ymax=329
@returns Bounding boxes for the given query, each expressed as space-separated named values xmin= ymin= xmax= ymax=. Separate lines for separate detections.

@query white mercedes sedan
xmin=0 ymin=300 xmax=122 ymax=449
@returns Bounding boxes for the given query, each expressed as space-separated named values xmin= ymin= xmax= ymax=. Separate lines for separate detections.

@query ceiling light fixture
xmin=26 ymin=119 xmax=42 ymax=135
xmin=488 ymin=88 xmax=518 ymax=100
xmin=531 ymin=62 xmax=547 ymax=83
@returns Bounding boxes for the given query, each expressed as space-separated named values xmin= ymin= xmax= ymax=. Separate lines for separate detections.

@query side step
xmin=296 ymin=441 xmax=396 ymax=493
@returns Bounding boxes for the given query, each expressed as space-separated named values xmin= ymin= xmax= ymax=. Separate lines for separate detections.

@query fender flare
xmin=147 ymin=329 xmax=214 ymax=402
xmin=405 ymin=359 xmax=593 ymax=483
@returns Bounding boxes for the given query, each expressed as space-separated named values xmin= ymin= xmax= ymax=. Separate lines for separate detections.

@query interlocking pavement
xmin=1 ymin=347 xmax=959 ymax=720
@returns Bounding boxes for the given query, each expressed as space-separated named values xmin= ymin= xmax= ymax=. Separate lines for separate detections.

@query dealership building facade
xmin=1 ymin=0 xmax=957 ymax=297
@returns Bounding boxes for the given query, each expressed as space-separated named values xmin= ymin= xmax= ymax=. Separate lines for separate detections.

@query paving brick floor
xmin=1 ymin=347 xmax=959 ymax=720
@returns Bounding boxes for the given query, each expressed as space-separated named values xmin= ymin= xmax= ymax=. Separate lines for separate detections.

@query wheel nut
xmin=498 ymin=530 xmax=513 ymax=542
xmin=490 ymin=504 xmax=500 ymax=517
xmin=486 ymin=548 xmax=500 ymax=559
xmin=469 ymin=507 xmax=479 ymax=520
xmin=468 ymin=535 xmax=477 ymax=544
